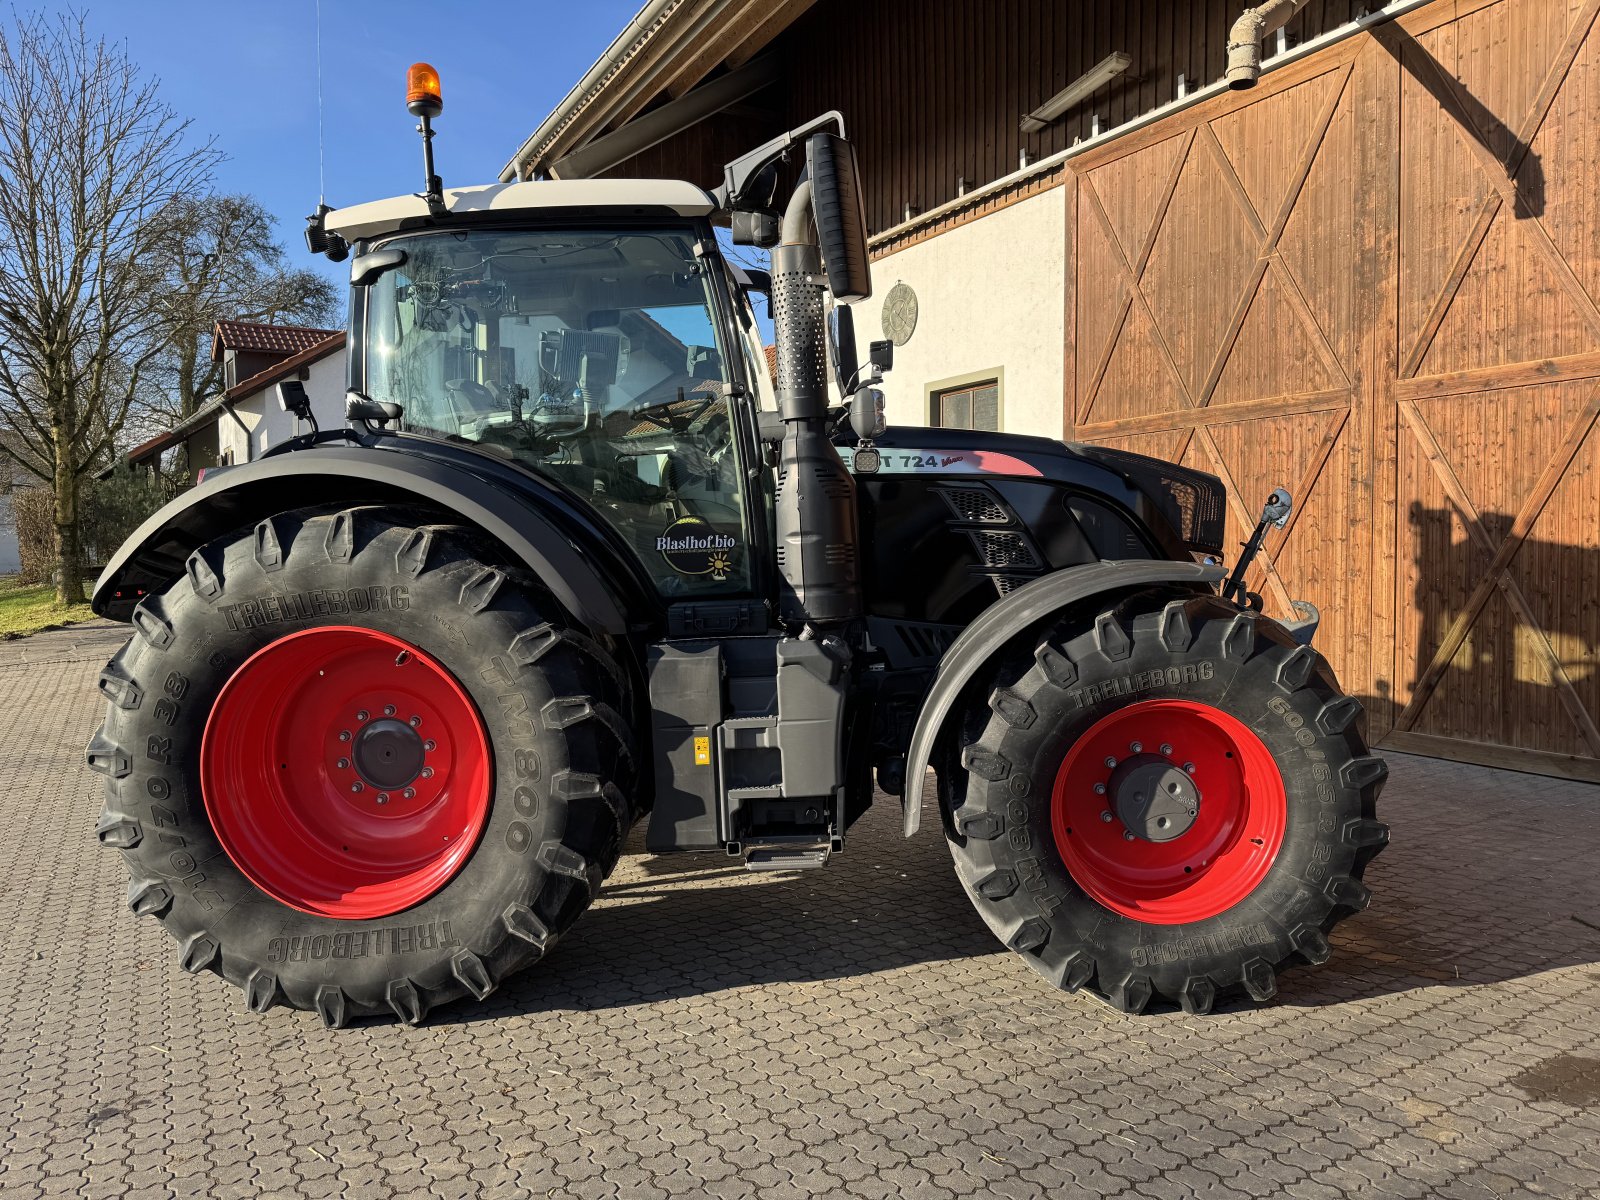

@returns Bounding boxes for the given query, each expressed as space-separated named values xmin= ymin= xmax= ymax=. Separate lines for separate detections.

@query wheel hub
xmin=1110 ymin=754 xmax=1200 ymax=842
xmin=354 ymin=718 xmax=426 ymax=790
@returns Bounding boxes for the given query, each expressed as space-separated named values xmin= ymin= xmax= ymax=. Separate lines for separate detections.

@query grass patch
xmin=0 ymin=577 xmax=97 ymax=639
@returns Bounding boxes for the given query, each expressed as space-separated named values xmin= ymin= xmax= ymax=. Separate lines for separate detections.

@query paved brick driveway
xmin=1 ymin=620 xmax=1598 ymax=1199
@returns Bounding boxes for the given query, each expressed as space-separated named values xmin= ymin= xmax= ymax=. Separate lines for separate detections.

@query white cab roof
xmin=325 ymin=179 xmax=717 ymax=242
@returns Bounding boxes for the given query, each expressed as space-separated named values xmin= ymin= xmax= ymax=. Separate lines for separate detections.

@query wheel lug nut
xmin=376 ymin=793 xmax=389 ymax=805
xmin=1100 ymin=810 xmax=1114 ymax=823
xmin=336 ymin=758 xmax=349 ymax=770
xmin=1123 ymin=830 xmax=1136 ymax=841
xmin=1093 ymin=782 xmax=1107 ymax=795
xmin=339 ymin=730 xmax=351 ymax=743
xmin=1130 ymin=741 xmax=1142 ymax=753
xmin=423 ymin=739 xmax=437 ymax=752
xmin=356 ymin=710 xmax=370 ymax=722
xmin=409 ymin=715 xmax=422 ymax=727
xmin=1104 ymin=756 xmax=1117 ymax=769
xmin=1184 ymin=762 xmax=1196 ymax=774
xmin=1160 ymin=744 xmax=1173 ymax=756
xmin=351 ymin=782 xmax=364 ymax=794
xmin=383 ymin=704 xmax=397 ymax=717
xmin=403 ymin=787 xmax=416 ymax=799
xmin=421 ymin=767 xmax=434 ymax=778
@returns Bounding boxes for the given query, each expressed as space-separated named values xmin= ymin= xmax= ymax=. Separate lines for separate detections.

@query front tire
xmin=941 ymin=591 xmax=1388 ymax=1014
xmin=86 ymin=506 xmax=639 ymax=1027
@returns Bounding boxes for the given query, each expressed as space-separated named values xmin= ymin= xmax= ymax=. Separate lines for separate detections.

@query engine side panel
xmin=844 ymin=429 xmax=1223 ymax=793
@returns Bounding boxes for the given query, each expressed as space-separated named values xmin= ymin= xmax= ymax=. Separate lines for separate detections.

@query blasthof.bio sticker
xmin=658 ymin=516 xmax=739 ymax=581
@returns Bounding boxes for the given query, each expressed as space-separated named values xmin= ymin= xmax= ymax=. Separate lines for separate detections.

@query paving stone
xmin=2 ymin=627 xmax=1599 ymax=1198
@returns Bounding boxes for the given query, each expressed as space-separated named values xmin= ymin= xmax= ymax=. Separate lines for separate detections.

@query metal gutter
xmin=550 ymin=55 xmax=777 ymax=179
xmin=499 ymin=0 xmax=685 ymax=182
xmin=866 ymin=0 xmax=1435 ymax=251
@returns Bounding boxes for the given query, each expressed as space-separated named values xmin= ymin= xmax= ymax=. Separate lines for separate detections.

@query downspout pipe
xmin=1227 ymin=0 xmax=1312 ymax=89
xmin=220 ymin=400 xmax=252 ymax=463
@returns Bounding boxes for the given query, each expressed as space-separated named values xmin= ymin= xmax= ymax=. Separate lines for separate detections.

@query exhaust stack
xmin=771 ymin=178 xmax=861 ymax=628
xmin=1226 ymin=0 xmax=1311 ymax=89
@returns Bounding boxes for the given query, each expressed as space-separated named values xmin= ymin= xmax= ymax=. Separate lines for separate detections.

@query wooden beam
xmin=1395 ymin=350 xmax=1600 ymax=401
xmin=663 ymin=0 xmax=783 ymax=99
xmin=724 ymin=0 xmax=818 ymax=69
xmin=1074 ymin=387 xmax=1350 ymax=439
xmin=1380 ymin=729 xmax=1600 ymax=785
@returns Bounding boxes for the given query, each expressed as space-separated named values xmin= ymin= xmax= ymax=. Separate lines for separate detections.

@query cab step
xmin=741 ymin=835 xmax=835 ymax=871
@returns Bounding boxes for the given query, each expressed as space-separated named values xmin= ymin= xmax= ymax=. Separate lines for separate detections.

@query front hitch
xmin=1222 ymin=488 xmax=1291 ymax=609
xmin=1221 ymin=488 xmax=1320 ymax=645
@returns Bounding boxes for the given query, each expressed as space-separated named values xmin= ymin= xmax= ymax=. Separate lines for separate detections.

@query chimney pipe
xmin=1226 ymin=0 xmax=1311 ymax=89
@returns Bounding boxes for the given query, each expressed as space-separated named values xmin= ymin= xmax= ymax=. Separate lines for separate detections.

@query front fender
xmin=900 ymin=560 xmax=1226 ymax=835
xmin=93 ymin=445 xmax=635 ymax=637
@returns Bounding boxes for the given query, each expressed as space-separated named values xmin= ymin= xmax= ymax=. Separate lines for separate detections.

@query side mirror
xmin=806 ymin=133 xmax=871 ymax=303
xmin=738 ymin=267 xmax=772 ymax=297
xmin=868 ymin=339 xmax=894 ymax=374
xmin=346 ymin=391 xmax=404 ymax=424
xmin=830 ymin=305 xmax=859 ymax=392
xmin=350 ymin=245 xmax=407 ymax=286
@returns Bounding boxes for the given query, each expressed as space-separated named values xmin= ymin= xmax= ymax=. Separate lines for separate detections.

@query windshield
xmin=363 ymin=226 xmax=753 ymax=596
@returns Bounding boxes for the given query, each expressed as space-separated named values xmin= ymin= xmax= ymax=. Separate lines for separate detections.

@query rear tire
xmin=941 ymin=591 xmax=1388 ymax=1014
xmin=86 ymin=506 xmax=640 ymax=1027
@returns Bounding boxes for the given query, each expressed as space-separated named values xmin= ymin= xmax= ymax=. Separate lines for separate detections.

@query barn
xmin=504 ymin=0 xmax=1600 ymax=783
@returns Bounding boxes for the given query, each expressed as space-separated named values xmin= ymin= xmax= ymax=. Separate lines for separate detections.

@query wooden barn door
xmin=1067 ymin=0 xmax=1600 ymax=782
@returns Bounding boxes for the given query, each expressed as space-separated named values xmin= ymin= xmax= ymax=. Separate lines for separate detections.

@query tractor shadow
xmin=1272 ymin=749 xmax=1600 ymax=1011
xmin=452 ymin=748 xmax=1600 ymax=1024
xmin=456 ymin=796 xmax=1007 ymax=1023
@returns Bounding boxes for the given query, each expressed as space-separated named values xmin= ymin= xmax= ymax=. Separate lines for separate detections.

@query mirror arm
xmin=715 ymin=111 xmax=846 ymax=210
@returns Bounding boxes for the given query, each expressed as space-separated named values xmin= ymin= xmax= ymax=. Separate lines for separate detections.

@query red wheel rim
xmin=1051 ymin=699 xmax=1286 ymax=925
xmin=201 ymin=627 xmax=491 ymax=919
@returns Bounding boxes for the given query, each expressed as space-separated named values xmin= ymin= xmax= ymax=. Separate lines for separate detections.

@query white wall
xmin=850 ymin=185 xmax=1067 ymax=438
xmin=218 ymin=350 xmax=348 ymax=464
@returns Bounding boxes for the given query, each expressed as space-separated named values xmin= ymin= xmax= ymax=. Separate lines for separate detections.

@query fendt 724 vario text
xmin=86 ymin=67 xmax=1387 ymax=1027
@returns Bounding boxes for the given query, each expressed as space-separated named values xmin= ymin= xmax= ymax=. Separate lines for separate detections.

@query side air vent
xmin=970 ymin=530 xmax=1040 ymax=570
xmin=936 ymin=484 xmax=1010 ymax=525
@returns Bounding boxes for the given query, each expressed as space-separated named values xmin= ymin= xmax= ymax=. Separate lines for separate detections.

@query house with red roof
xmin=126 ymin=321 xmax=347 ymax=478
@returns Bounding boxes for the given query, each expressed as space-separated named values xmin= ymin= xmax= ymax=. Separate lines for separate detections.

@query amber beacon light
xmin=406 ymin=62 xmax=443 ymax=117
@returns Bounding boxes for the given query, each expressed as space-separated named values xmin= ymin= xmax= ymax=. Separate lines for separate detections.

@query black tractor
xmin=85 ymin=74 xmax=1387 ymax=1027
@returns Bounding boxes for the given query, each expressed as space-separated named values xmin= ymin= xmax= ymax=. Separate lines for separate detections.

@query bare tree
xmin=145 ymin=194 xmax=338 ymax=423
xmin=0 ymin=10 xmax=218 ymax=603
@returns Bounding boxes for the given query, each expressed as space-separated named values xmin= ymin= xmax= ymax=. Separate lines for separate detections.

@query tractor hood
xmin=839 ymin=427 xmax=1227 ymax=558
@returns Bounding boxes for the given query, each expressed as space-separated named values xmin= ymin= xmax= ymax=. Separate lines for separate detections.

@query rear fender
xmin=900 ymin=560 xmax=1226 ymax=835
xmin=93 ymin=447 xmax=635 ymax=638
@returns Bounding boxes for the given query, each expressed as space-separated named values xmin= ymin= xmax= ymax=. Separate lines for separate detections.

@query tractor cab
xmin=327 ymin=192 xmax=767 ymax=600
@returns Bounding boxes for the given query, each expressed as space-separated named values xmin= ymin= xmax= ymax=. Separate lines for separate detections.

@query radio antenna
xmin=314 ymin=0 xmax=327 ymax=204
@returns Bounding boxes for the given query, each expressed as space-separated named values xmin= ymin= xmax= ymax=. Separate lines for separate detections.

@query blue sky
xmin=78 ymin=0 xmax=643 ymax=289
